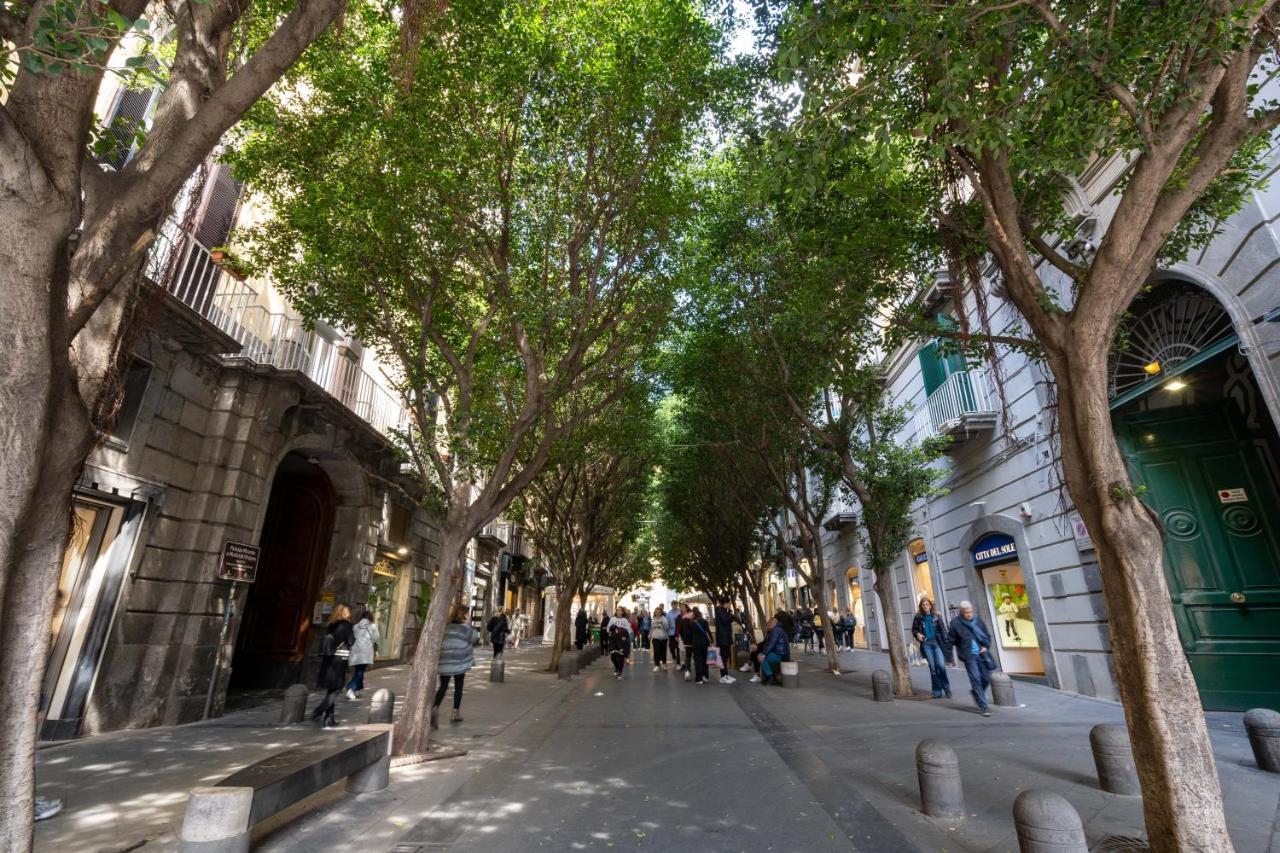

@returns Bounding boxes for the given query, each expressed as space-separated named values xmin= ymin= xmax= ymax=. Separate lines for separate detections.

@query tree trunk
xmin=1051 ymin=351 xmax=1232 ymax=852
xmin=394 ymin=525 xmax=468 ymax=755
xmin=547 ymin=585 xmax=576 ymax=673
xmin=871 ymin=564 xmax=914 ymax=697
xmin=809 ymin=577 xmax=841 ymax=674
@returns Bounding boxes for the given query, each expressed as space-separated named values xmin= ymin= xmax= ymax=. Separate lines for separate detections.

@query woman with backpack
xmin=432 ymin=604 xmax=477 ymax=728
xmin=344 ymin=609 xmax=380 ymax=699
xmin=311 ymin=603 xmax=354 ymax=726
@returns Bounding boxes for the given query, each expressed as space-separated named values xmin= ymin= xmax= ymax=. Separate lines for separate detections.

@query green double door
xmin=1117 ymin=402 xmax=1280 ymax=711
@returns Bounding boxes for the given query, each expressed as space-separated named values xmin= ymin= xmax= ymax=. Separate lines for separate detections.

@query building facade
xmin=822 ymin=156 xmax=1280 ymax=712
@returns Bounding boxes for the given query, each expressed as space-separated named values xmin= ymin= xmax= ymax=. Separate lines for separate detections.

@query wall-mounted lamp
xmin=1143 ymin=361 xmax=1162 ymax=376
xmin=396 ymin=546 xmax=410 ymax=556
xmin=1164 ymin=378 xmax=1188 ymax=392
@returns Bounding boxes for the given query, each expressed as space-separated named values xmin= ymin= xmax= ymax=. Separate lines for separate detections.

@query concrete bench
xmin=177 ymin=723 xmax=393 ymax=852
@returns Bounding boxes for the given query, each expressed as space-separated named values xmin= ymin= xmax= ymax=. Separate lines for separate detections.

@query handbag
xmin=706 ymin=647 xmax=721 ymax=669
xmin=980 ymin=651 xmax=998 ymax=671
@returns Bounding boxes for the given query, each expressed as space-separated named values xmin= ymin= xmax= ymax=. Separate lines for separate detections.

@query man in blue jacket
xmin=758 ymin=612 xmax=791 ymax=686
xmin=947 ymin=601 xmax=995 ymax=716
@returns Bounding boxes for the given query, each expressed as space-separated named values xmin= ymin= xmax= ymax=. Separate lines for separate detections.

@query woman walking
xmin=312 ymin=603 xmax=354 ymax=726
xmin=639 ymin=610 xmax=651 ymax=651
xmin=487 ymin=608 xmax=511 ymax=658
xmin=649 ymin=604 xmax=670 ymax=671
xmin=432 ymin=604 xmax=477 ymax=728
xmin=687 ymin=607 xmax=712 ymax=684
xmin=345 ymin=609 xmax=379 ymax=699
xmin=607 ymin=607 xmax=634 ymax=678
xmin=912 ymin=598 xmax=952 ymax=699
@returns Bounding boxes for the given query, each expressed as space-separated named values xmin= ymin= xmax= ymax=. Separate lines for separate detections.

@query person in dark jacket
xmin=912 ymin=597 xmax=952 ymax=699
xmin=574 ymin=608 xmax=589 ymax=650
xmin=947 ymin=601 xmax=995 ymax=715
xmin=311 ymin=603 xmax=354 ymax=726
xmin=487 ymin=609 xmax=511 ymax=658
xmin=758 ymin=612 xmax=790 ymax=686
xmin=686 ymin=607 xmax=712 ymax=684
xmin=713 ymin=599 xmax=736 ymax=684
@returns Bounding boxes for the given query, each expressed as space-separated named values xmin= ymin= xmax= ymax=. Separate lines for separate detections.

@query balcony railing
xmin=915 ymin=368 xmax=997 ymax=445
xmin=147 ymin=227 xmax=410 ymax=440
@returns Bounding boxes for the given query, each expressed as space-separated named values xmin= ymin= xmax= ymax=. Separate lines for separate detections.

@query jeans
xmin=653 ymin=638 xmax=668 ymax=666
xmin=345 ymin=663 xmax=369 ymax=692
xmin=962 ymin=656 xmax=991 ymax=709
xmin=433 ymin=673 xmax=465 ymax=710
xmin=641 ymin=631 xmax=650 ymax=650
xmin=691 ymin=646 xmax=709 ymax=682
xmin=921 ymin=642 xmax=950 ymax=697
xmin=760 ymin=652 xmax=782 ymax=679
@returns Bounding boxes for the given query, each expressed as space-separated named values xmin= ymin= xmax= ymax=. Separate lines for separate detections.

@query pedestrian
xmin=845 ymin=609 xmax=858 ymax=648
xmin=947 ymin=600 xmax=995 ymax=716
xmin=599 ymin=608 xmax=610 ymax=654
xmin=628 ymin=610 xmax=639 ymax=649
xmin=912 ymin=597 xmax=952 ymax=699
xmin=799 ymin=614 xmax=815 ymax=653
xmin=607 ymin=607 xmax=634 ymax=678
xmin=432 ymin=604 xmax=477 ymax=728
xmin=756 ymin=611 xmax=791 ymax=686
xmin=640 ymin=610 xmax=651 ymax=650
xmin=650 ymin=604 xmax=670 ymax=671
xmin=575 ymin=607 xmax=589 ymax=650
xmin=666 ymin=603 xmax=681 ymax=667
xmin=678 ymin=604 xmax=696 ymax=680
xmin=686 ymin=607 xmax=712 ymax=684
xmin=311 ymin=603 xmax=354 ymax=726
xmin=714 ymin=598 xmax=736 ymax=684
xmin=487 ymin=608 xmax=510 ymax=658
xmin=345 ymin=608 xmax=379 ymax=699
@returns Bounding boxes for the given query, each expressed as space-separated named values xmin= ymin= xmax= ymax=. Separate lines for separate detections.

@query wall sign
xmin=971 ymin=532 xmax=1018 ymax=567
xmin=1217 ymin=488 xmax=1248 ymax=504
xmin=1068 ymin=512 xmax=1094 ymax=551
xmin=913 ymin=551 xmax=929 ymax=564
xmin=217 ymin=541 xmax=260 ymax=583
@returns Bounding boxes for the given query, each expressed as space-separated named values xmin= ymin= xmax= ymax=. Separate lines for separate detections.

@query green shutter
xmin=919 ymin=342 xmax=947 ymax=395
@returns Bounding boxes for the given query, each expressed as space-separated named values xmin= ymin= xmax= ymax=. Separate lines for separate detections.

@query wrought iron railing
xmin=914 ymin=368 xmax=995 ymax=440
xmin=147 ymin=227 xmax=410 ymax=440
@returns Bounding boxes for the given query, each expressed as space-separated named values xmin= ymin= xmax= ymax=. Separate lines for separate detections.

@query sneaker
xmin=616 ymin=674 xmax=623 ymax=680
xmin=34 ymin=797 xmax=62 ymax=822
xmin=749 ymin=675 xmax=760 ymax=683
xmin=696 ymin=680 xmax=705 ymax=685
xmin=345 ymin=689 xmax=357 ymax=700
xmin=653 ymin=666 xmax=659 ymax=672
xmin=980 ymin=707 xmax=991 ymax=716
xmin=739 ymin=663 xmax=752 ymax=672
xmin=684 ymin=670 xmax=692 ymax=682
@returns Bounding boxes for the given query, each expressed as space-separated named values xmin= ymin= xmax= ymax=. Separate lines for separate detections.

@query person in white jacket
xmin=345 ymin=611 xmax=380 ymax=699
xmin=649 ymin=604 xmax=670 ymax=672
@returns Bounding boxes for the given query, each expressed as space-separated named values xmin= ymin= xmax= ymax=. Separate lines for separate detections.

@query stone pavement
xmin=33 ymin=639 xmax=565 ymax=853
xmin=34 ymin=643 xmax=1280 ymax=852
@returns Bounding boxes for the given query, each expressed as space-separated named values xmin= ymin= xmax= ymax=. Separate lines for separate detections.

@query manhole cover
xmin=1092 ymin=836 xmax=1149 ymax=852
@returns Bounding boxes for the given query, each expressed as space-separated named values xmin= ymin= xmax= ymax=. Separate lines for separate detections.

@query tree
xmin=520 ymin=386 xmax=657 ymax=673
xmin=0 ymin=0 xmax=354 ymax=842
xmin=230 ymin=0 xmax=720 ymax=755
xmin=769 ymin=0 xmax=1280 ymax=845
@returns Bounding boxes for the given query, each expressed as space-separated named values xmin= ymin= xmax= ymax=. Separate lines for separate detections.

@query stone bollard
xmin=579 ymin=650 xmax=591 ymax=669
xmin=280 ymin=683 xmax=308 ymax=725
xmin=1244 ymin=708 xmax=1280 ymax=773
xmin=916 ymin=740 xmax=964 ymax=819
xmin=1089 ymin=724 xmax=1140 ymax=795
xmin=178 ymin=786 xmax=253 ymax=853
xmin=872 ymin=670 xmax=893 ymax=702
xmin=781 ymin=660 xmax=800 ymax=688
xmin=990 ymin=672 xmax=1016 ymax=707
xmin=367 ymin=688 xmax=396 ymax=724
xmin=347 ymin=724 xmax=393 ymax=793
xmin=570 ymin=652 xmax=581 ymax=675
xmin=490 ymin=656 xmax=505 ymax=683
xmin=1012 ymin=789 xmax=1087 ymax=853
xmin=557 ymin=654 xmax=573 ymax=680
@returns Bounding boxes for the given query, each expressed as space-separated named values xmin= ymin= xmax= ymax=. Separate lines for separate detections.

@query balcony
xmin=822 ymin=512 xmax=858 ymax=532
xmin=916 ymin=267 xmax=953 ymax=319
xmin=476 ymin=521 xmax=508 ymax=549
xmin=916 ymin=368 xmax=997 ymax=448
xmin=147 ymin=226 xmax=410 ymax=441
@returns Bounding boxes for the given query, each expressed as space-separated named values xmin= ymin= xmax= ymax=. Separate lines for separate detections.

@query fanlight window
xmin=1109 ymin=281 xmax=1234 ymax=398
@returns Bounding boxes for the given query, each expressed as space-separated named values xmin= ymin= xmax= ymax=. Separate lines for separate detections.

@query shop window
xmin=907 ymin=538 xmax=934 ymax=606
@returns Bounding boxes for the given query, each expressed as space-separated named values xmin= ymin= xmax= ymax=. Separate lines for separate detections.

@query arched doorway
xmin=230 ymin=452 xmax=335 ymax=689
xmin=1112 ymin=279 xmax=1280 ymax=711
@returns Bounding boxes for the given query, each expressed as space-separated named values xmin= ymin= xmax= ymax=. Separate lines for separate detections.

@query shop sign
xmin=313 ymin=591 xmax=335 ymax=625
xmin=913 ymin=551 xmax=929 ymax=564
xmin=1217 ymin=487 xmax=1248 ymax=504
xmin=217 ymin=541 xmax=260 ymax=583
xmin=1069 ymin=512 xmax=1094 ymax=551
xmin=971 ymin=533 xmax=1017 ymax=566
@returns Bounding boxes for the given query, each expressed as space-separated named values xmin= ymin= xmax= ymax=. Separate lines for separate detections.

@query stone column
xmin=872 ymin=670 xmax=893 ymax=702
xmin=1089 ymin=724 xmax=1140 ymax=795
xmin=915 ymin=740 xmax=964 ymax=819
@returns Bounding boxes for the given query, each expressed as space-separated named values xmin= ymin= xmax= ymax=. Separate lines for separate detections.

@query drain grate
xmin=1092 ymin=836 xmax=1150 ymax=853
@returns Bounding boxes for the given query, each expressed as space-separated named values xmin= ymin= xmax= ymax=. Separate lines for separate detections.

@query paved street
xmin=34 ymin=644 xmax=1280 ymax=853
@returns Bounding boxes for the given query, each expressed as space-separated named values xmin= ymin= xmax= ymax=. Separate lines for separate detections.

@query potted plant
xmin=210 ymin=246 xmax=229 ymax=264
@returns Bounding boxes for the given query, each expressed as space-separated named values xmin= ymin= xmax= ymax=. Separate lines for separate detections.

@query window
xmin=107 ymin=359 xmax=152 ymax=445
xmin=917 ymin=317 xmax=965 ymax=396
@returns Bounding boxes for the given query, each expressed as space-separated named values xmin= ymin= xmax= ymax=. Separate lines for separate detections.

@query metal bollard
xmin=916 ymin=740 xmax=964 ymax=819
xmin=1012 ymin=789 xmax=1087 ymax=853
xmin=990 ymin=672 xmax=1016 ymax=706
xmin=1089 ymin=724 xmax=1140 ymax=795
xmin=279 ymin=683 xmax=308 ymax=724
xmin=557 ymin=654 xmax=573 ymax=680
xmin=367 ymin=688 xmax=395 ymax=724
xmin=347 ymin=724 xmax=393 ymax=793
xmin=781 ymin=660 xmax=800 ymax=688
xmin=178 ymin=786 xmax=253 ymax=853
xmin=490 ymin=657 xmax=505 ymax=683
xmin=1244 ymin=708 xmax=1280 ymax=773
xmin=872 ymin=669 xmax=893 ymax=702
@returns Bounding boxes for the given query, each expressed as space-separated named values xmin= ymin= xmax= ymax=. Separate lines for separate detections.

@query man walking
xmin=948 ymin=601 xmax=995 ymax=716
xmin=714 ymin=598 xmax=736 ymax=683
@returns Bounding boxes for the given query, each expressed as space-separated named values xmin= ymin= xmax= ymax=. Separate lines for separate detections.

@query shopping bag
xmin=706 ymin=647 xmax=721 ymax=670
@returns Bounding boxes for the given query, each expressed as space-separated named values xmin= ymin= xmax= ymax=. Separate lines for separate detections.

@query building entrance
xmin=230 ymin=453 xmax=335 ymax=689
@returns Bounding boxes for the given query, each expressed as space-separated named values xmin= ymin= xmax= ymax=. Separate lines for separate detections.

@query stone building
xmin=822 ymin=157 xmax=1280 ymax=712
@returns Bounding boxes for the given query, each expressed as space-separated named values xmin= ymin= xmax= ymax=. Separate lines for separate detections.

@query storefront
xmin=969 ymin=532 xmax=1044 ymax=676
xmin=844 ymin=567 xmax=868 ymax=649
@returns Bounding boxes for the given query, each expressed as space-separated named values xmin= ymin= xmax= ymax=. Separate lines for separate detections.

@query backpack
xmin=320 ymin=632 xmax=334 ymax=657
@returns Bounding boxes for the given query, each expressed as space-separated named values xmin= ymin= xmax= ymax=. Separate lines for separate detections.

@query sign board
xmin=971 ymin=532 xmax=1018 ymax=567
xmin=217 ymin=541 xmax=260 ymax=583
xmin=1217 ymin=487 xmax=1248 ymax=504
xmin=913 ymin=551 xmax=929 ymax=564
xmin=1069 ymin=512 xmax=1094 ymax=551
xmin=313 ymin=592 xmax=335 ymax=625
